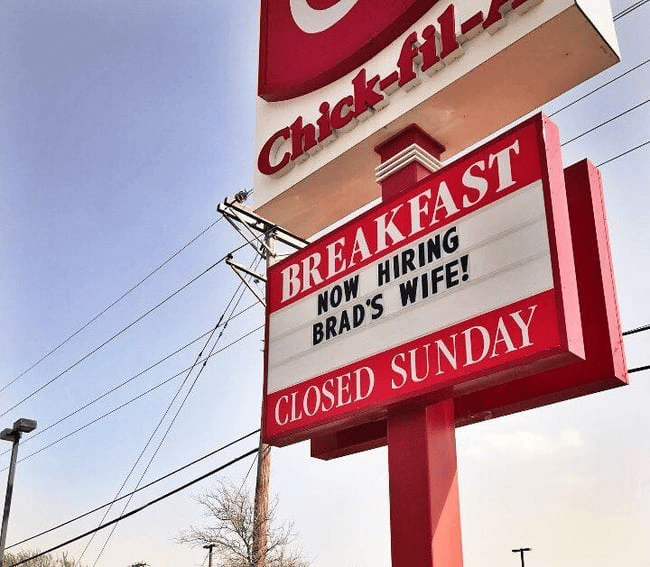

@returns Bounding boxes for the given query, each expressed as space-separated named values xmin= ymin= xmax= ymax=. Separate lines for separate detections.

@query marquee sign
xmin=263 ymin=114 xmax=585 ymax=446
xmin=254 ymin=0 xmax=620 ymax=238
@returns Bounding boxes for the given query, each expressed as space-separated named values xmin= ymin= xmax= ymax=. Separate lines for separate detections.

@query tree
xmin=177 ymin=481 xmax=309 ymax=567
xmin=3 ymin=550 xmax=84 ymax=567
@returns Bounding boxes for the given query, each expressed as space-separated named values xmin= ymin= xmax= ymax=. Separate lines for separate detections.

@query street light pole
xmin=0 ymin=418 xmax=37 ymax=567
xmin=512 ymin=547 xmax=532 ymax=567
xmin=203 ymin=544 xmax=215 ymax=567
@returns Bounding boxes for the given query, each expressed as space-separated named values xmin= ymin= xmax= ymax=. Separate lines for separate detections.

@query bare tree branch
xmin=177 ymin=481 xmax=309 ymax=567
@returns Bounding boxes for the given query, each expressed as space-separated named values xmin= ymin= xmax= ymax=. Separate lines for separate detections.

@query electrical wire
xmin=5 ymin=448 xmax=259 ymax=567
xmin=7 ymin=346 xmax=650 ymax=556
xmin=549 ymin=57 xmax=650 ymax=117
xmin=12 ymin=302 xmax=640 ymax=470
xmin=9 ymin=4 xmax=650 ymax=563
xmin=0 ymin=219 xmax=222 ymax=395
xmin=78 ymin=276 xmax=250 ymax=563
xmin=6 ymin=429 xmax=260 ymax=550
xmin=561 ymin=97 xmax=650 ymax=146
xmin=86 ymin=258 xmax=262 ymax=566
xmin=8 ymin=3 xmax=650 ymax=556
xmin=615 ymin=0 xmax=650 ymax=20
xmin=3 ymin=329 xmax=212 ymax=454
xmin=597 ymin=139 xmax=650 ymax=167
xmin=623 ymin=324 xmax=650 ymax=337
xmin=0 ymin=301 xmax=259 ymax=458
xmin=1 ymin=324 xmax=263 ymax=471
xmin=0 ymin=244 xmax=247 ymax=420
xmin=1 ymin=1 xmax=644 ymax=406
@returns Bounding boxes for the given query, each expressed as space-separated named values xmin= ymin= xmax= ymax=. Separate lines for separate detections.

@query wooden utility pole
xmin=252 ymin=440 xmax=271 ymax=567
xmin=252 ymin=232 xmax=275 ymax=567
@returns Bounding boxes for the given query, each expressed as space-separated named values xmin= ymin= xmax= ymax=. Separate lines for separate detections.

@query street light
xmin=203 ymin=544 xmax=215 ymax=567
xmin=512 ymin=547 xmax=532 ymax=567
xmin=0 ymin=418 xmax=37 ymax=567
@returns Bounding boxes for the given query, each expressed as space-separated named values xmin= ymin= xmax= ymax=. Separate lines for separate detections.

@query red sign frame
xmin=263 ymin=114 xmax=584 ymax=446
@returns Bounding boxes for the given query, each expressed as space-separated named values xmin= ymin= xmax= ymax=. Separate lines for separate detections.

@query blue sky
xmin=1 ymin=1 xmax=650 ymax=567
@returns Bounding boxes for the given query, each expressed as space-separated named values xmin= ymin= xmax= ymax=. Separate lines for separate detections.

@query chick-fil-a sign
xmin=254 ymin=0 xmax=620 ymax=238
xmin=263 ymin=115 xmax=585 ymax=445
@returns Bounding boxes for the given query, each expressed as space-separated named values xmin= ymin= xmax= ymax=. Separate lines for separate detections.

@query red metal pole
xmin=387 ymin=400 xmax=463 ymax=567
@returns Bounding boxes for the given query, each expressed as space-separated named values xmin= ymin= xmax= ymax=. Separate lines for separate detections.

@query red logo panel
xmin=258 ymin=0 xmax=439 ymax=102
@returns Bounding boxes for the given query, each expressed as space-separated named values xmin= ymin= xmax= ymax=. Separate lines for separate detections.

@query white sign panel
xmin=254 ymin=0 xmax=619 ymax=237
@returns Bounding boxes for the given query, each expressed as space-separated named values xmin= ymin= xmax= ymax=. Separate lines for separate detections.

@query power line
xmin=7 ymin=362 xmax=650 ymax=565
xmin=2 ymin=324 xmax=263 ymax=471
xmin=7 ymin=354 xmax=650 ymax=553
xmin=623 ymin=324 xmax=650 ymax=337
xmin=0 ymin=246 xmax=246 ymax=419
xmin=1 ymin=301 xmax=259 ymax=458
xmin=597 ymin=138 xmax=650 ymax=167
xmin=549 ymin=57 xmax=650 ymax=117
xmin=3 ymin=329 xmax=213 ymax=454
xmin=6 ymin=429 xmax=260 ymax=550
xmin=86 ymin=261 xmax=261 ymax=566
xmin=14 ymin=299 xmax=636 ymax=469
xmin=5 ymin=448 xmax=259 ymax=567
xmin=561 ymin=97 xmax=650 ymax=146
xmin=0 ymin=219 xmax=221 ymax=395
xmin=615 ymin=0 xmax=650 ymax=20
xmin=79 ymin=281 xmax=249 ymax=561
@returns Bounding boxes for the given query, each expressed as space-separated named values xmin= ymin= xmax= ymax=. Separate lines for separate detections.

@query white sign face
xmin=263 ymin=115 xmax=584 ymax=446
xmin=268 ymin=182 xmax=550 ymax=392
xmin=254 ymin=0 xmax=619 ymax=237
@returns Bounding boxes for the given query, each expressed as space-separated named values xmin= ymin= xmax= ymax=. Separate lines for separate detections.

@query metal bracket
xmin=218 ymin=192 xmax=309 ymax=306
xmin=217 ymin=195 xmax=309 ymax=259
xmin=226 ymin=255 xmax=266 ymax=307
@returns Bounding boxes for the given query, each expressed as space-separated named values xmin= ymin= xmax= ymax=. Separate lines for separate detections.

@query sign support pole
xmin=376 ymin=126 xmax=463 ymax=567
xmin=387 ymin=401 xmax=463 ymax=567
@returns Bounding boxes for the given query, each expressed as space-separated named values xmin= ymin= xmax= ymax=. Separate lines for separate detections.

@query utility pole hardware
xmin=218 ymin=193 xmax=307 ymax=567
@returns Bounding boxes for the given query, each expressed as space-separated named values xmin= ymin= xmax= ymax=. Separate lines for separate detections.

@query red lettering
xmin=290 ymin=116 xmax=318 ymax=160
xmin=258 ymin=0 xmax=541 ymax=178
xmin=397 ymin=31 xmax=421 ymax=89
xmin=257 ymin=127 xmax=291 ymax=176
xmin=483 ymin=0 xmax=511 ymax=31
xmin=438 ymin=4 xmax=462 ymax=61
xmin=352 ymin=69 xmax=384 ymax=118
xmin=419 ymin=25 xmax=441 ymax=75
xmin=330 ymin=95 xmax=356 ymax=131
